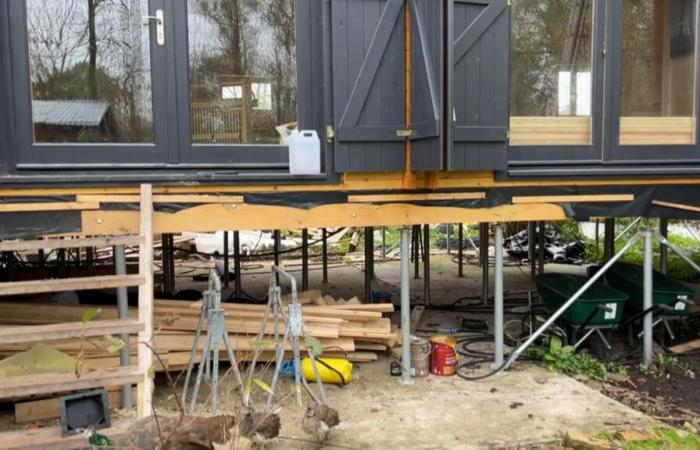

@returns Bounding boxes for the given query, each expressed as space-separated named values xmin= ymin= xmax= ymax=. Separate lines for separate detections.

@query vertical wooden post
xmin=137 ymin=184 xmax=154 ymax=418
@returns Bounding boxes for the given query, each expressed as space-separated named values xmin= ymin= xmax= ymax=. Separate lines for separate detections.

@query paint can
xmin=410 ymin=336 xmax=431 ymax=378
xmin=430 ymin=335 xmax=458 ymax=376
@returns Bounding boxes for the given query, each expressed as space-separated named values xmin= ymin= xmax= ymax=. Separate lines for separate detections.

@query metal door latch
xmin=143 ymin=9 xmax=165 ymax=46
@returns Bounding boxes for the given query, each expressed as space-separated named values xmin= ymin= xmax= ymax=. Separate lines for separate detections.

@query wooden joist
xmin=15 ymin=387 xmax=136 ymax=424
xmin=348 ymin=192 xmax=486 ymax=203
xmin=0 ymin=274 xmax=145 ymax=296
xmin=0 ymin=319 xmax=144 ymax=345
xmin=0 ymin=235 xmax=143 ymax=252
xmin=76 ymin=194 xmax=244 ymax=204
xmin=0 ymin=202 xmax=99 ymax=213
xmin=652 ymin=199 xmax=700 ymax=214
xmin=512 ymin=194 xmax=635 ymax=204
xmin=0 ymin=366 xmax=142 ymax=399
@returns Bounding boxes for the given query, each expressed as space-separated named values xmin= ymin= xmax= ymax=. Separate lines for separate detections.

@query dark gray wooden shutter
xmin=332 ymin=0 xmax=443 ymax=173
xmin=449 ymin=0 xmax=510 ymax=170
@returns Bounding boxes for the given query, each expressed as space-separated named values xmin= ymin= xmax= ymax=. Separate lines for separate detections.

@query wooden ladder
xmin=0 ymin=184 xmax=154 ymax=418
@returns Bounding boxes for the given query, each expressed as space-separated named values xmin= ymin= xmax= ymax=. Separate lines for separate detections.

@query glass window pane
xmin=188 ymin=0 xmax=297 ymax=146
xmin=621 ymin=0 xmax=696 ymax=145
xmin=26 ymin=0 xmax=154 ymax=144
xmin=510 ymin=0 xmax=594 ymax=145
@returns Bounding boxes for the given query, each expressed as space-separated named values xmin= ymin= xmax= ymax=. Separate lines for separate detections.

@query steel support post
xmin=642 ymin=230 xmax=654 ymax=369
xmin=223 ymin=232 xmax=229 ymax=289
xmin=322 ymin=228 xmax=328 ymax=283
xmin=458 ymin=223 xmax=464 ymax=278
xmin=273 ymin=230 xmax=281 ymax=284
xmin=413 ymin=225 xmax=420 ymax=279
xmin=537 ymin=221 xmax=546 ymax=275
xmin=400 ymin=227 xmax=413 ymax=384
xmin=480 ymin=223 xmax=489 ymax=306
xmin=446 ymin=224 xmax=452 ymax=255
xmin=659 ymin=218 xmax=669 ymax=275
xmin=382 ymin=227 xmax=387 ymax=258
xmin=423 ymin=224 xmax=431 ymax=307
xmin=114 ymin=245 xmax=132 ymax=409
xmin=234 ymin=231 xmax=242 ymax=299
xmin=595 ymin=219 xmax=600 ymax=249
xmin=365 ymin=227 xmax=374 ymax=302
xmin=301 ymin=229 xmax=309 ymax=292
xmin=528 ymin=222 xmax=536 ymax=281
xmin=494 ymin=225 xmax=504 ymax=367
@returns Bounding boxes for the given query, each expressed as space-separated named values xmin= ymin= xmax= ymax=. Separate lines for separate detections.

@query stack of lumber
xmin=0 ymin=291 xmax=397 ymax=372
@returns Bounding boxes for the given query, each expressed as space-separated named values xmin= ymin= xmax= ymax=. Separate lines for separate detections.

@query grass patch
xmin=625 ymin=427 xmax=700 ymax=450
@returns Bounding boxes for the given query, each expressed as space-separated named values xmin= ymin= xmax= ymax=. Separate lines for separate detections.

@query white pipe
xmin=400 ymin=227 xmax=413 ymax=385
xmin=642 ymin=230 xmax=654 ymax=368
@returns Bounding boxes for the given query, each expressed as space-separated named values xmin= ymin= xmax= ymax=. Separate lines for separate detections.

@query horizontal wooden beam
xmin=0 ymin=235 xmax=143 ymax=252
xmin=0 ymin=202 xmax=99 ymax=213
xmin=348 ymin=192 xmax=486 ymax=203
xmin=0 ymin=275 xmax=145 ymax=296
xmin=0 ymin=319 xmax=144 ymax=345
xmin=652 ymin=199 xmax=700 ymax=213
xmin=76 ymin=194 xmax=244 ymax=204
xmin=0 ymin=366 xmax=141 ymax=399
xmin=512 ymin=194 xmax=634 ymax=204
xmin=82 ymin=203 xmax=568 ymax=234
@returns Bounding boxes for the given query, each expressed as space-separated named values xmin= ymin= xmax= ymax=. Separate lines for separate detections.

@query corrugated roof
xmin=32 ymin=100 xmax=110 ymax=127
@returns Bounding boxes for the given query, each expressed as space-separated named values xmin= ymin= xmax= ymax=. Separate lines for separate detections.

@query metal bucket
xmin=410 ymin=336 xmax=431 ymax=378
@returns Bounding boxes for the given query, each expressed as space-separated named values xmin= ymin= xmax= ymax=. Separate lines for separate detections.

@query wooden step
xmin=0 ymin=235 xmax=144 ymax=252
xmin=0 ymin=319 xmax=144 ymax=345
xmin=0 ymin=274 xmax=145 ymax=296
xmin=0 ymin=366 xmax=142 ymax=399
xmin=2 ymin=419 xmax=131 ymax=450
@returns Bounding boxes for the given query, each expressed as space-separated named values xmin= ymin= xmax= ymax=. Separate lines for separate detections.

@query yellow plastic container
xmin=301 ymin=357 xmax=353 ymax=385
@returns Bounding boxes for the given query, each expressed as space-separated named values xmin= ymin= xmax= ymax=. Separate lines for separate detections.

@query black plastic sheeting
xmin=0 ymin=211 xmax=81 ymax=239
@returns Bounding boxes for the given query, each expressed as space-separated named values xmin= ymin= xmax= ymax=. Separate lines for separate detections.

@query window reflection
xmin=510 ymin=0 xmax=594 ymax=145
xmin=188 ymin=0 xmax=297 ymax=145
xmin=26 ymin=0 xmax=154 ymax=144
xmin=621 ymin=0 xmax=697 ymax=145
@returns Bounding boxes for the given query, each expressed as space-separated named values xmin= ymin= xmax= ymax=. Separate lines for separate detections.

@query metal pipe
xmin=382 ymin=227 xmax=387 ymax=258
xmin=656 ymin=232 xmax=700 ymax=276
xmin=642 ymin=230 xmax=654 ymax=369
xmin=458 ymin=223 xmax=464 ymax=278
xmin=615 ymin=217 xmax=642 ymax=242
xmin=114 ymin=245 xmax=132 ymax=409
xmin=659 ymin=218 xmax=669 ymax=275
xmin=234 ymin=231 xmax=242 ymax=299
xmin=446 ymin=224 xmax=452 ymax=255
xmin=322 ymin=228 xmax=328 ymax=283
xmin=301 ymin=229 xmax=309 ymax=292
xmin=480 ymin=223 xmax=489 ymax=306
xmin=528 ymin=222 xmax=536 ymax=281
xmin=223 ymin=232 xmax=229 ymax=289
xmin=400 ymin=227 xmax=412 ymax=384
xmin=494 ymin=225 xmax=504 ymax=367
xmin=505 ymin=234 xmax=641 ymax=370
xmin=423 ymin=224 xmax=431 ymax=306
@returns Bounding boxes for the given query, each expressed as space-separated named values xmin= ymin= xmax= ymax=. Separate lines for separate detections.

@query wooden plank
xmin=0 ymin=366 xmax=142 ymax=399
xmin=348 ymin=192 xmax=486 ymax=203
xmin=138 ymin=184 xmax=154 ymax=418
xmin=81 ymin=203 xmax=569 ymax=234
xmin=652 ymin=199 xmax=700 ymax=213
xmin=512 ymin=194 xmax=634 ymax=205
xmin=668 ymin=338 xmax=700 ymax=354
xmin=0 ymin=275 xmax=145 ymax=296
xmin=0 ymin=202 xmax=99 ymax=213
xmin=15 ymin=387 xmax=136 ymax=424
xmin=77 ymin=194 xmax=244 ymax=204
xmin=620 ymin=117 xmax=696 ymax=145
xmin=0 ymin=319 xmax=144 ymax=345
xmin=326 ymin=303 xmax=395 ymax=312
xmin=0 ymin=235 xmax=143 ymax=252
xmin=2 ymin=419 xmax=131 ymax=450
xmin=510 ymin=116 xmax=592 ymax=146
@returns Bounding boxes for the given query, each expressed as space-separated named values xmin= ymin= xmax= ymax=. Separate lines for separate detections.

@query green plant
xmin=655 ymin=353 xmax=679 ymax=375
xmin=542 ymin=336 xmax=607 ymax=381
xmin=625 ymin=427 xmax=700 ymax=450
